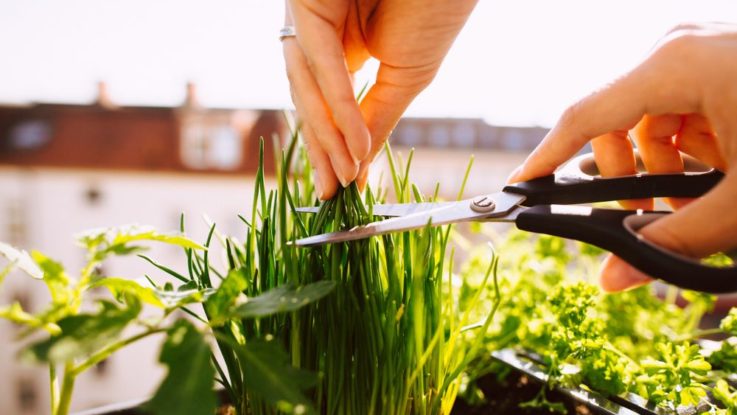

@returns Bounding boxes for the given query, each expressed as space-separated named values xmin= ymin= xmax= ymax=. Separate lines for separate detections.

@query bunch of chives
xmin=201 ymin=135 xmax=499 ymax=414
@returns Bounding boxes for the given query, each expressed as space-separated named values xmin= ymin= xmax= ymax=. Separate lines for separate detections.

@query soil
xmin=80 ymin=374 xmax=599 ymax=415
xmin=452 ymin=371 xmax=603 ymax=415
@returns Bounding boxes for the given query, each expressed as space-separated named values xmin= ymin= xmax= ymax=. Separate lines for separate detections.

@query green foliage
xmin=144 ymin=320 xmax=217 ymax=415
xmin=26 ymin=298 xmax=142 ymax=364
xmin=462 ymin=229 xmax=737 ymax=413
xmin=236 ymin=339 xmax=317 ymax=414
xmin=230 ymin=281 xmax=336 ymax=320
xmin=709 ymin=338 xmax=737 ymax=373
xmin=721 ymin=308 xmax=737 ymax=336
xmin=0 ymin=225 xmax=206 ymax=415
xmin=713 ymin=380 xmax=737 ymax=414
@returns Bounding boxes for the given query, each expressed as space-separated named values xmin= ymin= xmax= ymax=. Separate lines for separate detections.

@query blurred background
xmin=0 ymin=0 xmax=736 ymax=413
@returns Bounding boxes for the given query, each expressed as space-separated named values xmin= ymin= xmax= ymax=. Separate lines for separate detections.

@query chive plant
xmin=182 ymin=134 xmax=500 ymax=415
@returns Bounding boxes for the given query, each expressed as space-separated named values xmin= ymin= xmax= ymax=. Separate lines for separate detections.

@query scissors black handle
xmin=503 ymin=152 xmax=723 ymax=206
xmin=502 ymin=152 xmax=735 ymax=293
xmin=515 ymin=207 xmax=737 ymax=293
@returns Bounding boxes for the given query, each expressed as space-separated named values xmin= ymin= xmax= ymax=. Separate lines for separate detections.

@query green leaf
xmin=0 ymin=302 xmax=61 ymax=335
xmin=90 ymin=277 xmax=165 ymax=308
xmin=78 ymin=225 xmax=205 ymax=250
xmin=31 ymin=251 xmax=75 ymax=307
xmin=721 ymin=308 xmax=737 ymax=336
xmin=78 ymin=225 xmax=206 ymax=263
xmin=138 ymin=254 xmax=189 ymax=283
xmin=235 ymin=339 xmax=316 ymax=414
xmin=145 ymin=320 xmax=216 ymax=415
xmin=205 ymin=267 xmax=248 ymax=325
xmin=0 ymin=242 xmax=43 ymax=279
xmin=155 ymin=288 xmax=207 ymax=309
xmin=232 ymin=281 xmax=335 ymax=319
xmin=25 ymin=299 xmax=141 ymax=363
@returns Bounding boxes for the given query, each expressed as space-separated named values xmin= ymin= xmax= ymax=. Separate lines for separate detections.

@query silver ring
xmin=279 ymin=26 xmax=296 ymax=41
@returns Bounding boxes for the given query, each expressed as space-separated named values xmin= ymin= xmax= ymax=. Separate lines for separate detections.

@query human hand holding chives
xmin=282 ymin=0 xmax=478 ymax=199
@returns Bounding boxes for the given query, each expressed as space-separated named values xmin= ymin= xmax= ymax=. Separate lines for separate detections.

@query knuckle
xmin=656 ymin=32 xmax=701 ymax=59
xmin=664 ymin=22 xmax=704 ymax=37
xmin=559 ymin=101 xmax=585 ymax=128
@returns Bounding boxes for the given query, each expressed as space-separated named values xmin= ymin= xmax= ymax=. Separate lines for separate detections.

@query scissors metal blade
xmin=294 ymin=192 xmax=525 ymax=247
xmin=295 ymin=201 xmax=457 ymax=217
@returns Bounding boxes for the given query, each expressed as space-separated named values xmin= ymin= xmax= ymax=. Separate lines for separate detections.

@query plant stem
xmin=50 ymin=363 xmax=59 ymax=414
xmin=71 ymin=327 xmax=166 ymax=376
xmin=55 ymin=363 xmax=75 ymax=415
xmin=674 ymin=328 xmax=723 ymax=342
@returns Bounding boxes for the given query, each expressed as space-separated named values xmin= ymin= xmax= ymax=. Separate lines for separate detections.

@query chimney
xmin=95 ymin=81 xmax=116 ymax=109
xmin=183 ymin=81 xmax=201 ymax=108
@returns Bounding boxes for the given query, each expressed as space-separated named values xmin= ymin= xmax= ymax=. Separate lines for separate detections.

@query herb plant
xmin=0 ymin=226 xmax=206 ymax=415
xmin=460 ymin=229 xmax=737 ymax=414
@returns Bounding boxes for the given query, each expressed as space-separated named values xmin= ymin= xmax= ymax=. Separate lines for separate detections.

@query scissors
xmin=294 ymin=152 xmax=737 ymax=294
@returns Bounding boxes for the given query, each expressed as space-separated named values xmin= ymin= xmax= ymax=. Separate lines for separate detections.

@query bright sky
xmin=0 ymin=0 xmax=735 ymax=127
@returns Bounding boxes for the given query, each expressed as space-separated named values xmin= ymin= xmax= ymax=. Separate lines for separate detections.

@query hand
xmin=508 ymin=23 xmax=737 ymax=292
xmin=283 ymin=0 xmax=478 ymax=199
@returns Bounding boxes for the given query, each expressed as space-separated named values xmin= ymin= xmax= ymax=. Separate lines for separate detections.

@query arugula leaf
xmin=25 ymin=299 xmax=141 ymax=363
xmin=32 ymin=251 xmax=74 ymax=306
xmin=77 ymin=225 xmax=205 ymax=262
xmin=145 ymin=320 xmax=216 ymax=415
xmin=90 ymin=277 xmax=165 ymax=308
xmin=205 ymin=267 xmax=248 ymax=324
xmin=0 ymin=242 xmax=43 ymax=279
xmin=235 ymin=339 xmax=316 ymax=414
xmin=232 ymin=280 xmax=335 ymax=320
xmin=0 ymin=302 xmax=61 ymax=335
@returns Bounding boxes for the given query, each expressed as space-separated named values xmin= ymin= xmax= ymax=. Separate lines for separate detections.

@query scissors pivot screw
xmin=471 ymin=195 xmax=496 ymax=213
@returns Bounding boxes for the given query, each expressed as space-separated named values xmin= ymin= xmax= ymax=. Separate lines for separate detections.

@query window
xmin=181 ymin=122 xmax=243 ymax=170
xmin=181 ymin=124 xmax=208 ymax=169
xmin=452 ymin=122 xmax=476 ymax=147
xmin=16 ymin=376 xmax=37 ymax=412
xmin=397 ymin=124 xmax=422 ymax=146
xmin=95 ymin=357 xmax=111 ymax=377
xmin=6 ymin=199 xmax=26 ymax=246
xmin=9 ymin=120 xmax=52 ymax=150
xmin=428 ymin=125 xmax=450 ymax=147
xmin=85 ymin=185 xmax=103 ymax=205
xmin=209 ymin=126 xmax=242 ymax=169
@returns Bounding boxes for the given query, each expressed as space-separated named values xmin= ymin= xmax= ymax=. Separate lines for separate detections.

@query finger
xmin=599 ymin=254 xmax=652 ymax=292
xmin=591 ymin=130 xmax=653 ymax=210
xmin=283 ymin=39 xmax=359 ymax=186
xmin=631 ymin=114 xmax=689 ymax=209
xmin=601 ymin=170 xmax=737 ymax=290
xmin=301 ymin=122 xmax=339 ymax=200
xmin=356 ymin=164 xmax=370 ymax=192
xmin=290 ymin=0 xmax=371 ymax=162
xmin=356 ymin=62 xmax=439 ymax=189
xmin=675 ymin=113 xmax=728 ymax=171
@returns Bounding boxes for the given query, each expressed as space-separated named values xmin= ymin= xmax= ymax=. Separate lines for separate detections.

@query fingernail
xmin=340 ymin=161 xmax=360 ymax=188
xmin=599 ymin=254 xmax=652 ymax=292
xmin=506 ymin=165 xmax=524 ymax=184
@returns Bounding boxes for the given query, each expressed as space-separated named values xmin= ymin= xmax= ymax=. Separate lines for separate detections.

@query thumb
xmin=600 ymin=169 xmax=737 ymax=291
xmin=356 ymin=62 xmax=438 ymax=189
